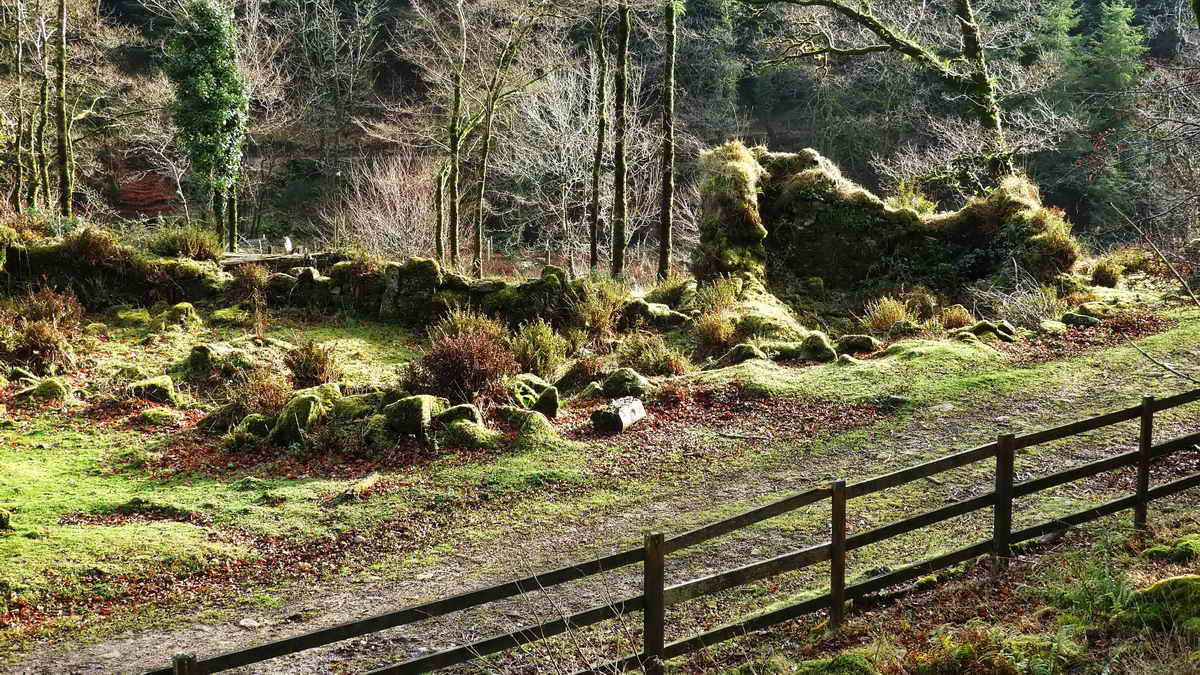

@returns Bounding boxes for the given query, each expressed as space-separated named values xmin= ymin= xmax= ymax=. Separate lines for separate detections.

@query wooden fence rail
xmin=155 ymin=389 xmax=1200 ymax=675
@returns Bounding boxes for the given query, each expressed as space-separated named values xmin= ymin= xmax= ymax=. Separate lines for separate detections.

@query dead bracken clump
xmin=284 ymin=340 xmax=342 ymax=389
xmin=0 ymin=287 xmax=86 ymax=375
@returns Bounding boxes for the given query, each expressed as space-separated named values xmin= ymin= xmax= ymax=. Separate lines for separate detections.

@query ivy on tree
xmin=164 ymin=0 xmax=248 ymax=252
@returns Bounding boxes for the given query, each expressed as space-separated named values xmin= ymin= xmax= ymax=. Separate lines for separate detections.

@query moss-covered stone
xmin=1061 ymin=312 xmax=1101 ymax=328
xmin=441 ymin=271 xmax=472 ymax=292
xmin=717 ymin=343 xmax=769 ymax=367
xmin=116 ymin=308 xmax=155 ymax=328
xmin=602 ymin=368 xmax=652 ymax=398
xmin=621 ymin=298 xmax=689 ymax=330
xmin=513 ymin=373 xmax=552 ymax=395
xmin=128 ymin=375 xmax=179 ymax=405
xmin=836 ymin=334 xmax=882 ymax=354
xmin=364 ymin=414 xmax=393 ymax=451
xmin=733 ymin=277 xmax=811 ymax=341
xmin=436 ymin=403 xmax=483 ymax=425
xmin=331 ymin=393 xmax=381 ymax=421
xmin=383 ymin=394 xmax=449 ymax=441
xmin=210 ymin=306 xmax=250 ymax=326
xmin=888 ymin=319 xmax=922 ymax=339
xmin=160 ymin=302 xmax=202 ymax=328
xmin=82 ymin=322 xmax=108 ymax=337
xmin=137 ymin=408 xmax=182 ymax=426
xmin=156 ymin=258 xmax=229 ymax=299
xmin=533 ymin=386 xmax=560 ymax=419
xmin=1038 ymin=319 xmax=1068 ymax=335
xmin=498 ymin=406 xmax=556 ymax=437
xmin=186 ymin=342 xmax=256 ymax=377
xmin=800 ymin=332 xmax=837 ymax=361
xmin=437 ymin=419 xmax=502 ymax=450
xmin=690 ymin=142 xmax=770 ymax=280
xmin=268 ymin=394 xmax=329 ymax=446
xmin=15 ymin=377 xmax=71 ymax=402
xmin=0 ymin=508 xmax=11 ymax=530
xmin=233 ymin=413 xmax=274 ymax=438
xmin=1142 ymin=535 xmax=1200 ymax=563
xmin=1118 ymin=575 xmax=1200 ymax=633
xmin=1077 ymin=301 xmax=1114 ymax=319
xmin=265 ymin=273 xmax=297 ymax=303
xmin=381 ymin=258 xmax=443 ymax=322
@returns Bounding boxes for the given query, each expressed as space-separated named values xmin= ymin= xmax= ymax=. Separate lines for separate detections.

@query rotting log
xmin=591 ymin=396 xmax=645 ymax=434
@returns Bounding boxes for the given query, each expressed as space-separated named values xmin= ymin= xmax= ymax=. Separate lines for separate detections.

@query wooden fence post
xmin=643 ymin=532 xmax=665 ymax=675
xmin=172 ymin=653 xmax=198 ymax=675
xmin=992 ymin=434 xmax=1015 ymax=582
xmin=1135 ymin=396 xmax=1155 ymax=531
xmin=828 ymin=480 xmax=847 ymax=632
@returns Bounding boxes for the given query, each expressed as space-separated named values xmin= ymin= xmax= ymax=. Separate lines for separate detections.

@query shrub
xmin=508 ymin=319 xmax=570 ymax=378
xmin=1091 ymin=258 xmax=1124 ymax=288
xmin=565 ymin=277 xmax=626 ymax=349
xmin=284 ymin=340 xmax=342 ymax=389
xmin=694 ymin=311 xmax=737 ymax=352
xmin=434 ymin=306 xmax=508 ymax=342
xmin=405 ymin=327 xmax=519 ymax=406
xmin=617 ymin=331 xmax=691 ymax=376
xmin=861 ymin=296 xmax=912 ymax=335
xmin=228 ymin=263 xmax=270 ymax=301
xmin=6 ymin=287 xmax=84 ymax=327
xmin=145 ymin=225 xmax=221 ymax=261
xmin=694 ymin=276 xmax=740 ymax=315
xmin=939 ymin=304 xmax=975 ymax=330
xmin=968 ymin=272 xmax=1066 ymax=330
xmin=1106 ymin=245 xmax=1166 ymax=276
xmin=0 ymin=288 xmax=85 ymax=375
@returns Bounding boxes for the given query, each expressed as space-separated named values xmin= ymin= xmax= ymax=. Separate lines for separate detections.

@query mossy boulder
xmin=294 ymin=383 xmax=341 ymax=406
xmin=717 ymin=343 xmax=769 ymax=367
xmin=498 ymin=406 xmax=556 ymax=437
xmin=115 ymin=308 xmax=155 ymax=328
xmin=621 ymin=299 xmax=689 ymax=330
xmin=533 ymin=386 xmax=560 ymax=419
xmin=1038 ymin=319 xmax=1068 ymax=335
xmin=383 ymin=394 xmax=449 ymax=441
xmin=186 ymin=342 xmax=256 ymax=377
xmin=888 ymin=320 xmax=922 ymax=339
xmin=265 ymin=273 xmax=297 ymax=303
xmin=1118 ymin=575 xmax=1200 ymax=633
xmin=156 ymin=258 xmax=229 ymax=299
xmin=137 ymin=408 xmax=182 ymax=426
xmin=1077 ymin=301 xmax=1114 ymax=319
xmin=267 ymin=394 xmax=329 ymax=446
xmin=0 ymin=508 xmax=11 ymax=530
xmin=331 ymin=393 xmax=381 ymax=421
xmin=128 ymin=375 xmax=179 ymax=405
xmin=364 ymin=414 xmax=393 ymax=451
xmin=690 ymin=142 xmax=770 ymax=280
xmin=513 ymin=373 xmax=552 ymax=395
xmin=963 ymin=319 xmax=1017 ymax=343
xmin=15 ymin=377 xmax=71 ymax=402
xmin=83 ymin=322 xmax=108 ymax=337
xmin=435 ymin=403 xmax=483 ymax=425
xmin=162 ymin=302 xmax=202 ymax=328
xmin=233 ymin=413 xmax=274 ymax=438
xmin=291 ymin=267 xmax=334 ymax=308
xmin=602 ymin=368 xmax=652 ymax=398
xmin=1142 ymin=535 xmax=1200 ymax=563
xmin=210 ymin=306 xmax=250 ymax=326
xmin=836 ymin=334 xmax=881 ymax=354
xmin=733 ymin=277 xmax=811 ymax=341
xmin=1061 ymin=312 xmax=1101 ymax=328
xmin=437 ymin=419 xmax=502 ymax=450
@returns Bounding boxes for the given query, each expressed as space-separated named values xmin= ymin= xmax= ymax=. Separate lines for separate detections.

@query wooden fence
xmin=157 ymin=389 xmax=1200 ymax=675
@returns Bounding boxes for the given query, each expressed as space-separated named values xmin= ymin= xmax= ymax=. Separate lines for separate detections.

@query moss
xmin=331 ymin=393 xmax=381 ymax=421
xmin=602 ymin=368 xmax=652 ymax=398
xmin=690 ymin=141 xmax=770 ymax=281
xmin=1077 ymin=301 xmax=1114 ymax=319
xmin=436 ymin=403 xmax=483 ymax=425
xmin=0 ymin=508 xmax=11 ymax=530
xmin=381 ymin=257 xmax=443 ymax=322
xmin=383 ymin=394 xmax=449 ymax=441
xmin=836 ymin=334 xmax=881 ymax=354
xmin=82 ymin=322 xmax=108 ymax=337
xmin=210 ymin=306 xmax=250 ymax=326
xmin=717 ymin=343 xmax=769 ymax=367
xmin=233 ymin=413 xmax=274 ymax=438
xmin=1038 ymin=320 xmax=1068 ymax=335
xmin=1119 ymin=575 xmax=1200 ymax=633
xmin=267 ymin=394 xmax=328 ymax=447
xmin=498 ymin=406 xmax=556 ymax=440
xmin=437 ymin=419 xmax=502 ymax=450
xmin=15 ymin=377 xmax=71 ymax=402
xmin=128 ymin=375 xmax=179 ymax=405
xmin=138 ymin=408 xmax=182 ymax=426
xmin=888 ymin=319 xmax=922 ymax=339
xmin=185 ymin=342 xmax=256 ymax=378
xmin=1061 ymin=312 xmax=1101 ymax=328
xmin=621 ymin=298 xmax=689 ymax=330
xmin=115 ymin=308 xmax=155 ymax=328
xmin=1142 ymin=535 xmax=1200 ymax=563
xmin=533 ymin=386 xmax=560 ymax=419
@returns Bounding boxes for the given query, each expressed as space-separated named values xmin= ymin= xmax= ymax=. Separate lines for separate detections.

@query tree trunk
xmin=211 ymin=189 xmax=225 ymax=246
xmin=657 ymin=0 xmax=676 ymax=281
xmin=54 ymin=0 xmax=69 ymax=218
xmin=12 ymin=1 xmax=26 ymax=212
xmin=953 ymin=0 xmax=1012 ymax=179
xmin=589 ymin=0 xmax=607 ymax=272
xmin=448 ymin=68 xmax=463 ymax=270
xmin=35 ymin=38 xmax=49 ymax=211
xmin=611 ymin=1 xmax=630 ymax=279
xmin=474 ymin=100 xmax=496 ymax=279
xmin=226 ymin=191 xmax=238 ymax=252
xmin=434 ymin=163 xmax=446 ymax=262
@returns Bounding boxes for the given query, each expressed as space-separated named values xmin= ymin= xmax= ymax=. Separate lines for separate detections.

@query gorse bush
xmin=508 ymin=318 xmax=569 ymax=378
xmin=861 ymin=295 xmax=912 ymax=335
xmin=406 ymin=325 xmax=519 ymax=405
xmin=617 ymin=331 xmax=691 ymax=376
xmin=145 ymin=225 xmax=221 ymax=261
xmin=284 ymin=340 xmax=342 ymax=389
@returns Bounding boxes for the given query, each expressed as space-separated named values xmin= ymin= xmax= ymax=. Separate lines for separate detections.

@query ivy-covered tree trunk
xmin=611 ymin=0 xmax=630 ymax=279
xmin=211 ymin=189 xmax=225 ymax=246
xmin=434 ymin=163 xmax=446 ymax=262
xmin=11 ymin=1 xmax=26 ymax=211
xmin=54 ymin=0 xmax=70 ymax=219
xmin=589 ymin=0 xmax=607 ymax=271
xmin=35 ymin=36 xmax=49 ymax=211
xmin=657 ymin=0 xmax=676 ymax=281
